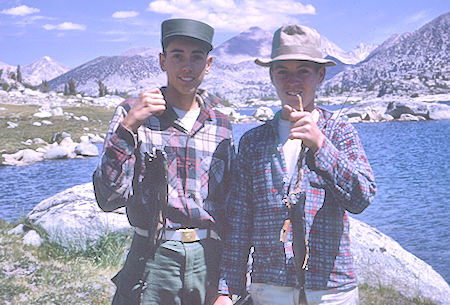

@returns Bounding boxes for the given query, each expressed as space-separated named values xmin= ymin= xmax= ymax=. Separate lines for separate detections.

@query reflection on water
xmin=0 ymin=119 xmax=449 ymax=283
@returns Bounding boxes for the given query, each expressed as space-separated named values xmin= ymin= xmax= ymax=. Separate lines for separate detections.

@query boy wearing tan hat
xmin=94 ymin=18 xmax=234 ymax=305
xmin=215 ymin=25 xmax=376 ymax=305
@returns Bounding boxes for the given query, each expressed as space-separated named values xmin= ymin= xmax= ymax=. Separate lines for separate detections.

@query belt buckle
xmin=180 ymin=229 xmax=197 ymax=242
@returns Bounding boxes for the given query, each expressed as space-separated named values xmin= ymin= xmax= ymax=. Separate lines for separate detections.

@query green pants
xmin=141 ymin=239 xmax=221 ymax=305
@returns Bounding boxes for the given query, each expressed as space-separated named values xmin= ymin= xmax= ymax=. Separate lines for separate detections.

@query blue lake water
xmin=0 ymin=113 xmax=449 ymax=284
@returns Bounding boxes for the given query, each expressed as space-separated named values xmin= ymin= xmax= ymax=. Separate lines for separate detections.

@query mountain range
xmin=321 ymin=12 xmax=449 ymax=98
xmin=1 ymin=12 xmax=449 ymax=103
xmin=43 ymin=25 xmax=374 ymax=99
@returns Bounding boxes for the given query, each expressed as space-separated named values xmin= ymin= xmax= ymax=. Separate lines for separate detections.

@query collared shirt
xmin=93 ymin=88 xmax=234 ymax=233
xmin=218 ymin=108 xmax=376 ymax=295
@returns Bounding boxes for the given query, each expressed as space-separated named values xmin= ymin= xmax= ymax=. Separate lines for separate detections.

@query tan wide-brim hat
xmin=255 ymin=25 xmax=336 ymax=67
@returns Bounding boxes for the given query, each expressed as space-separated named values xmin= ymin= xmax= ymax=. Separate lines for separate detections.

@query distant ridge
xmin=321 ymin=12 xmax=450 ymax=97
xmin=22 ymin=56 xmax=70 ymax=86
xmin=35 ymin=13 xmax=450 ymax=102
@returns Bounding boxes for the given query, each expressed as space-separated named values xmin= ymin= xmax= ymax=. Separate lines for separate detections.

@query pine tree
xmin=98 ymin=81 xmax=105 ymax=97
xmin=10 ymin=72 xmax=16 ymax=81
xmin=68 ymin=79 xmax=76 ymax=95
xmin=0 ymin=69 xmax=3 ymax=79
xmin=16 ymin=65 xmax=23 ymax=83
xmin=64 ymin=84 xmax=69 ymax=96
xmin=40 ymin=80 xmax=49 ymax=93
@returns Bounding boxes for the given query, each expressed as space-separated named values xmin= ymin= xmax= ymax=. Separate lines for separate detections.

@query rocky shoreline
xmin=2 ymin=88 xmax=450 ymax=166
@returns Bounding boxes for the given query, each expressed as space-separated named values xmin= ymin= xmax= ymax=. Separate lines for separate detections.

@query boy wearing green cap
xmin=93 ymin=18 xmax=234 ymax=305
xmin=215 ymin=25 xmax=376 ymax=305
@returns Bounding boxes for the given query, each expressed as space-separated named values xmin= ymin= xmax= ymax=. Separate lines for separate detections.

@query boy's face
xmin=270 ymin=60 xmax=325 ymax=112
xmin=160 ymin=36 xmax=212 ymax=97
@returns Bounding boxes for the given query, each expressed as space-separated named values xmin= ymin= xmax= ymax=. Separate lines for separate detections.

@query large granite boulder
xmin=2 ymin=149 xmax=44 ymax=166
xmin=23 ymin=183 xmax=450 ymax=304
xmin=27 ymin=183 xmax=130 ymax=249
xmin=350 ymin=218 xmax=449 ymax=305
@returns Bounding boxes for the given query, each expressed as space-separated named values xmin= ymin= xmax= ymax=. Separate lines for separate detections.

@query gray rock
xmin=88 ymin=133 xmax=105 ymax=143
xmin=2 ymin=149 xmax=43 ymax=166
xmin=8 ymin=224 xmax=26 ymax=235
xmin=52 ymin=132 xmax=71 ymax=144
xmin=7 ymin=121 xmax=18 ymax=128
xmin=33 ymin=110 xmax=52 ymax=118
xmin=253 ymin=106 xmax=274 ymax=121
xmin=43 ymin=146 xmax=70 ymax=160
xmin=351 ymin=218 xmax=450 ymax=305
xmin=21 ymin=149 xmax=44 ymax=163
xmin=23 ymin=230 xmax=42 ymax=247
xmin=74 ymin=142 xmax=99 ymax=157
xmin=41 ymin=120 xmax=53 ymax=125
xmin=398 ymin=113 xmax=426 ymax=121
xmin=51 ymin=107 xmax=64 ymax=116
xmin=428 ymin=103 xmax=450 ymax=120
xmin=27 ymin=183 xmax=130 ymax=249
xmin=33 ymin=138 xmax=48 ymax=145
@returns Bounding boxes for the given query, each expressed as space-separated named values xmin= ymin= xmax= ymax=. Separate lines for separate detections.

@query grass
xmin=0 ymin=103 xmax=114 ymax=155
xmin=359 ymin=283 xmax=436 ymax=305
xmin=0 ymin=218 xmax=130 ymax=305
xmin=0 ymin=218 xmax=438 ymax=305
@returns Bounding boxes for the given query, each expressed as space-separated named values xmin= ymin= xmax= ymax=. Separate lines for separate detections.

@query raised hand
xmin=284 ymin=104 xmax=325 ymax=153
xmin=122 ymin=88 xmax=166 ymax=132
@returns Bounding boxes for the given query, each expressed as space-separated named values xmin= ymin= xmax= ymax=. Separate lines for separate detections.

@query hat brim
xmin=255 ymin=54 xmax=336 ymax=67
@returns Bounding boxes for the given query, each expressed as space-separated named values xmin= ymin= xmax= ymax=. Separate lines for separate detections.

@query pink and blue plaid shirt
xmin=93 ymin=88 xmax=234 ymax=234
xmin=218 ymin=108 xmax=376 ymax=295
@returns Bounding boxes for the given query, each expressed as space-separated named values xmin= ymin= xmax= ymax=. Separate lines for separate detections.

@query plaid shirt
xmin=218 ymin=108 xmax=376 ymax=295
xmin=93 ymin=88 xmax=234 ymax=233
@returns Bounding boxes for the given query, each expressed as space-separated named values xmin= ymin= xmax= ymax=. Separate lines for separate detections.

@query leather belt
xmin=135 ymin=227 xmax=220 ymax=242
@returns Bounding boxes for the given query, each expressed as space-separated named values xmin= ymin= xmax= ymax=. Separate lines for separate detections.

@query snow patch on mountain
xmin=22 ymin=56 xmax=70 ymax=86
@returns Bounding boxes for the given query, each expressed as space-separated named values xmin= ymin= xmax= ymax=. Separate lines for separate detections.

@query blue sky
xmin=0 ymin=0 xmax=448 ymax=68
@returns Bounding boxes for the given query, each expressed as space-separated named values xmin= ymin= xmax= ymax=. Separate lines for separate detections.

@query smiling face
xmin=270 ymin=60 xmax=325 ymax=112
xmin=159 ymin=36 xmax=212 ymax=101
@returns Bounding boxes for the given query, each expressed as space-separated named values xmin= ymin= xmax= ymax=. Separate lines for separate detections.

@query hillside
xmin=321 ymin=12 xmax=450 ymax=98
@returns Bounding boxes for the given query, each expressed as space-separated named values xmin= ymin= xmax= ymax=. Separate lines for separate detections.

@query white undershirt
xmin=278 ymin=109 xmax=320 ymax=180
xmin=172 ymin=106 xmax=201 ymax=132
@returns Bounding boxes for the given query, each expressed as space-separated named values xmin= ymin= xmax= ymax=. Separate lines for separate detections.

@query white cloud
xmin=404 ymin=10 xmax=430 ymax=25
xmin=1 ymin=5 xmax=40 ymax=16
xmin=112 ymin=11 xmax=139 ymax=19
xmin=147 ymin=0 xmax=316 ymax=31
xmin=43 ymin=22 xmax=86 ymax=31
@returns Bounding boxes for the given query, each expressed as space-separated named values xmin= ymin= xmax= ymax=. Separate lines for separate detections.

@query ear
xmin=317 ymin=66 xmax=326 ymax=84
xmin=159 ymin=53 xmax=167 ymax=72
xmin=269 ymin=66 xmax=274 ymax=84
xmin=204 ymin=55 xmax=213 ymax=74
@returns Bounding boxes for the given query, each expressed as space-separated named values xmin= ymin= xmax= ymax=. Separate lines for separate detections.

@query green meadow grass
xmin=0 ymin=103 xmax=114 ymax=155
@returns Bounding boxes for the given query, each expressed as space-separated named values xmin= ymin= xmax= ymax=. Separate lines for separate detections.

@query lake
xmin=0 ymin=113 xmax=449 ymax=284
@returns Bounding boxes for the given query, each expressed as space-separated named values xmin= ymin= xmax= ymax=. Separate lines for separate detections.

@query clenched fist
xmin=122 ymin=88 xmax=166 ymax=132
xmin=284 ymin=104 xmax=325 ymax=153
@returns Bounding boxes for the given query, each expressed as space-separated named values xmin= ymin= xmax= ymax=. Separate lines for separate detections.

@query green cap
xmin=161 ymin=18 xmax=214 ymax=51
